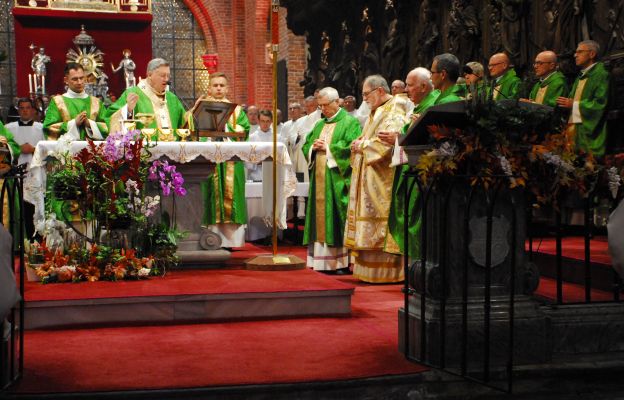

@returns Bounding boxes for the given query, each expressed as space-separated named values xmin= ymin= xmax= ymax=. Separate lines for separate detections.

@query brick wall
xmin=180 ymin=0 xmax=306 ymax=111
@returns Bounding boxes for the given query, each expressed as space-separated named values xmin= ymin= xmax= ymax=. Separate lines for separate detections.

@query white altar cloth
xmin=25 ymin=140 xmax=297 ymax=228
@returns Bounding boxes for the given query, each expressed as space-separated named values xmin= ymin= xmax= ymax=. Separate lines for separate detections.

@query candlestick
xmin=42 ymin=75 xmax=45 ymax=94
xmin=34 ymin=75 xmax=38 ymax=93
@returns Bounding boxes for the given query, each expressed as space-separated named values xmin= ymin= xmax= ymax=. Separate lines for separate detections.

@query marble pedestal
xmin=158 ymin=156 xmax=230 ymax=264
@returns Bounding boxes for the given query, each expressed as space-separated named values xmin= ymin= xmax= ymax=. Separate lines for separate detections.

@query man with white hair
xmin=344 ymin=75 xmax=410 ymax=283
xmin=302 ymin=87 xmax=361 ymax=273
xmin=384 ymin=67 xmax=439 ymax=260
xmin=391 ymin=79 xmax=407 ymax=95
xmin=107 ymin=58 xmax=189 ymax=135
xmin=556 ymin=40 xmax=609 ymax=157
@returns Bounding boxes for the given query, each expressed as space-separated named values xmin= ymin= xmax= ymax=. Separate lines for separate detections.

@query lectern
xmin=192 ymin=100 xmax=243 ymax=140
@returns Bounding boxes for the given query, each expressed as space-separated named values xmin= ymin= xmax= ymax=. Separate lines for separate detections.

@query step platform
xmin=23 ymin=268 xmax=354 ymax=329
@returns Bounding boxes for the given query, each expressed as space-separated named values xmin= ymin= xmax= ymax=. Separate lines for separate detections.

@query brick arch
xmin=180 ymin=0 xmax=226 ymax=65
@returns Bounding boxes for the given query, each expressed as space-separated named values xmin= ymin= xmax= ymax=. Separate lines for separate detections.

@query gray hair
xmin=304 ymin=95 xmax=316 ymax=103
xmin=433 ymin=53 xmax=461 ymax=82
xmin=579 ymin=40 xmax=600 ymax=56
xmin=465 ymin=61 xmax=484 ymax=78
xmin=147 ymin=58 xmax=169 ymax=73
xmin=363 ymin=75 xmax=390 ymax=94
xmin=318 ymin=87 xmax=339 ymax=101
xmin=410 ymin=67 xmax=433 ymax=89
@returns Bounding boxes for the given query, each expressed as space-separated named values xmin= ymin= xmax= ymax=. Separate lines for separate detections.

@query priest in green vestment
xmin=43 ymin=63 xmax=108 ymax=140
xmin=0 ymin=122 xmax=21 ymax=162
xmin=431 ymin=53 xmax=464 ymax=105
xmin=556 ymin=40 xmax=609 ymax=157
xmin=487 ymin=53 xmax=522 ymax=100
xmin=302 ymin=87 xmax=361 ymax=273
xmin=192 ymin=72 xmax=250 ymax=248
xmin=527 ymin=51 xmax=568 ymax=107
xmin=0 ymin=122 xmax=21 ymax=235
xmin=107 ymin=58 xmax=190 ymax=136
xmin=344 ymin=75 xmax=410 ymax=283
xmin=384 ymin=67 xmax=440 ymax=259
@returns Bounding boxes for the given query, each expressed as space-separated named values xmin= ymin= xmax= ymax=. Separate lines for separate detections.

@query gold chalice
xmin=159 ymin=128 xmax=175 ymax=142
xmin=123 ymin=122 xmax=137 ymax=132
xmin=141 ymin=128 xmax=156 ymax=141
xmin=135 ymin=113 xmax=155 ymax=127
xmin=177 ymin=129 xmax=191 ymax=141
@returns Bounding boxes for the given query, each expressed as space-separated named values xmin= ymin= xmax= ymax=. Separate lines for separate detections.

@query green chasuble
xmin=0 ymin=122 xmax=21 ymax=240
xmin=43 ymin=93 xmax=108 ymax=140
xmin=0 ymin=122 xmax=21 ymax=161
xmin=106 ymin=81 xmax=189 ymax=136
xmin=435 ymin=85 xmax=463 ymax=105
xmin=301 ymin=108 xmax=361 ymax=247
xmin=529 ymin=71 xmax=568 ymax=107
xmin=491 ymin=69 xmax=522 ymax=100
xmin=385 ymin=89 xmax=439 ymax=257
xmin=568 ymin=62 xmax=609 ymax=157
xmin=201 ymin=104 xmax=250 ymax=226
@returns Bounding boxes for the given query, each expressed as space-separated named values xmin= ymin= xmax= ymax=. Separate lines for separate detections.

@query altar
xmin=24 ymin=140 xmax=297 ymax=263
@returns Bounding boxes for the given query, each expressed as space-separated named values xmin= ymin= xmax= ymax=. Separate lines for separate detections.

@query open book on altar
xmin=193 ymin=100 xmax=245 ymax=140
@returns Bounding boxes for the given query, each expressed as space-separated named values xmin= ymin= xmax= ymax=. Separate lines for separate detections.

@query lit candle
xmin=34 ymin=75 xmax=38 ymax=93
xmin=28 ymin=74 xmax=33 ymax=93
xmin=42 ymin=75 xmax=45 ymax=94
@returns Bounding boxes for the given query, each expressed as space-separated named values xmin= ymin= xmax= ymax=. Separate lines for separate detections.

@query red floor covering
xmin=13 ymin=273 xmax=426 ymax=394
xmin=526 ymin=236 xmax=612 ymax=265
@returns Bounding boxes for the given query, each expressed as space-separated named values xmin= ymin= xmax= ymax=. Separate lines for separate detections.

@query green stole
xmin=201 ymin=105 xmax=250 ymax=226
xmin=568 ymin=62 xmax=609 ymax=157
xmin=106 ymin=85 xmax=188 ymax=136
xmin=529 ymin=71 xmax=568 ymax=107
xmin=385 ymin=89 xmax=439 ymax=257
xmin=435 ymin=85 xmax=463 ymax=105
xmin=491 ymin=69 xmax=522 ymax=100
xmin=301 ymin=108 xmax=361 ymax=247
xmin=43 ymin=95 xmax=108 ymax=139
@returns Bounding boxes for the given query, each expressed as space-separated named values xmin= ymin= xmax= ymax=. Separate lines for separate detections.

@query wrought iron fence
xmin=0 ymin=165 xmax=26 ymax=391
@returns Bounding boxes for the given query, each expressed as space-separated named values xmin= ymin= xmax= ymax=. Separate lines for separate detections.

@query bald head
xmin=488 ymin=53 xmax=511 ymax=79
xmin=534 ymin=51 xmax=558 ymax=78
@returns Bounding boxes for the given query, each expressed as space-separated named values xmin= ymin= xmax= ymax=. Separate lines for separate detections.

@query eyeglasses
xmin=488 ymin=62 xmax=505 ymax=68
xmin=318 ymin=101 xmax=335 ymax=107
xmin=575 ymin=49 xmax=591 ymax=54
xmin=362 ymin=87 xmax=377 ymax=97
xmin=288 ymin=107 xmax=300 ymax=110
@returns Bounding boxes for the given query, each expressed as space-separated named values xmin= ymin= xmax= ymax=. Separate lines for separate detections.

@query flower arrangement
xmin=413 ymin=97 xmax=610 ymax=208
xmin=34 ymin=131 xmax=187 ymax=283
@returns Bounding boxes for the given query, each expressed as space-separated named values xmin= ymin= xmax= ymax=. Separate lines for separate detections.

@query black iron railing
xmin=402 ymin=172 xmax=519 ymax=393
xmin=0 ymin=165 xmax=26 ymax=391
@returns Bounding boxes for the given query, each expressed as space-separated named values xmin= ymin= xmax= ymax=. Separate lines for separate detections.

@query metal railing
xmin=402 ymin=172 xmax=519 ymax=393
xmin=0 ymin=165 xmax=26 ymax=391
xmin=526 ymin=189 xmax=623 ymax=305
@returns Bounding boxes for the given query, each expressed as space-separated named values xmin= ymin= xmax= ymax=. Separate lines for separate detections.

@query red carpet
xmin=534 ymin=276 xmax=615 ymax=303
xmin=527 ymin=236 xmax=612 ymax=265
xmin=23 ymin=268 xmax=351 ymax=302
xmin=13 ymin=274 xmax=426 ymax=394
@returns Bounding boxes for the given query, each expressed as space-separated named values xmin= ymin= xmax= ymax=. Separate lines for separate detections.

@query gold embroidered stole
xmin=566 ymin=78 xmax=589 ymax=139
xmin=138 ymin=81 xmax=171 ymax=129
xmin=314 ymin=123 xmax=337 ymax=242
xmin=535 ymin=86 xmax=548 ymax=104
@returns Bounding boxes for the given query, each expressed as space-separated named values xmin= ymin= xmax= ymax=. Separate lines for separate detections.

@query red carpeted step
xmin=13 ymin=275 xmax=427 ymax=394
